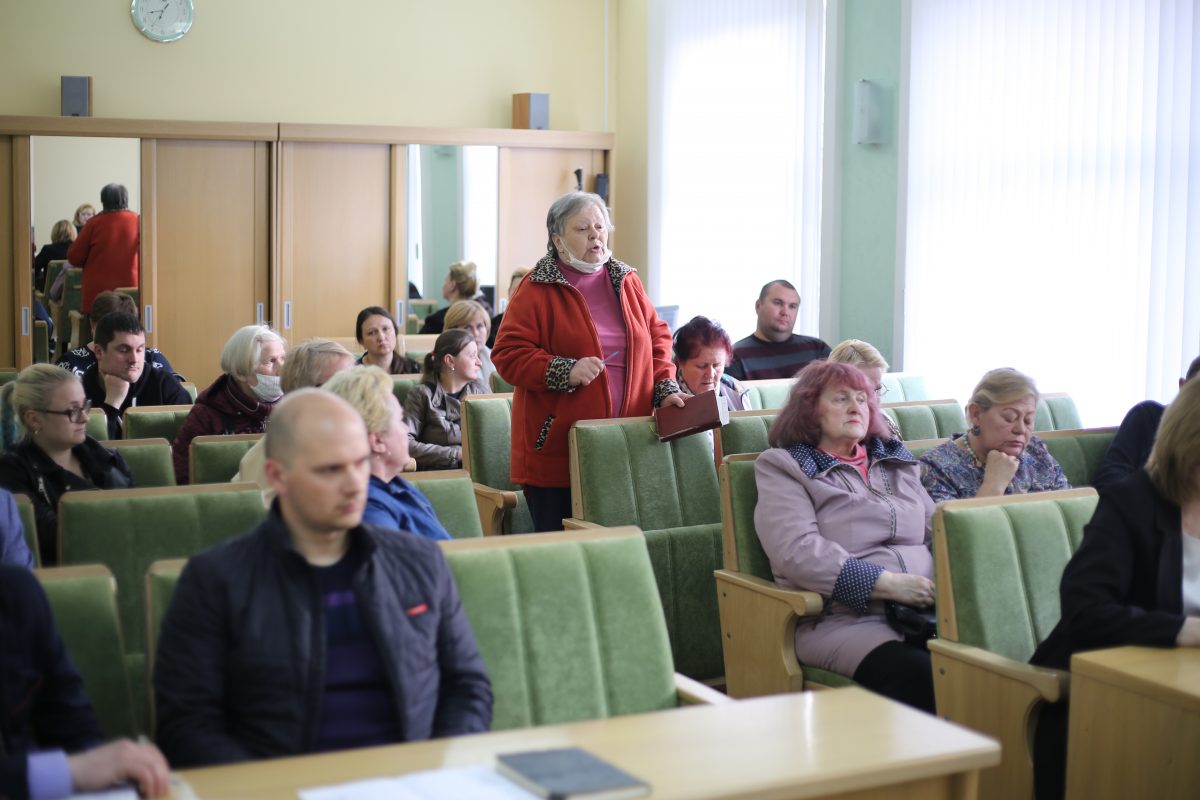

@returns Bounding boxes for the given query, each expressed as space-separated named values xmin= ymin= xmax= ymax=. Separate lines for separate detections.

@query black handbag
xmin=884 ymin=600 xmax=938 ymax=645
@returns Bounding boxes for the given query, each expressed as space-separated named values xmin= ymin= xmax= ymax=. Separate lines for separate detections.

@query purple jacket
xmin=754 ymin=438 xmax=934 ymax=677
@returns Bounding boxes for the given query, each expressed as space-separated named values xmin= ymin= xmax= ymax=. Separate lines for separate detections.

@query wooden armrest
xmin=674 ymin=672 xmax=733 ymax=706
xmin=714 ymin=570 xmax=824 ymax=617
xmin=928 ymin=639 xmax=1069 ymax=702
xmin=561 ymin=517 xmax=603 ymax=530
xmin=471 ymin=483 xmax=517 ymax=536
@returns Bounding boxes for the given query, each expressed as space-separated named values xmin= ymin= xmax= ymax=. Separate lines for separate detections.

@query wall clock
xmin=131 ymin=0 xmax=194 ymax=43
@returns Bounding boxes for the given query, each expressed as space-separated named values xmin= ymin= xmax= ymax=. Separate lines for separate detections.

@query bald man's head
xmin=265 ymin=389 xmax=359 ymax=465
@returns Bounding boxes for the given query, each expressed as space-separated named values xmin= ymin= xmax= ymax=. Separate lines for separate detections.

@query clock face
xmin=131 ymin=0 xmax=194 ymax=43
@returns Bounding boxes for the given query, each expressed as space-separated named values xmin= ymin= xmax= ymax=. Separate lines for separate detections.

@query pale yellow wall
xmin=612 ymin=0 xmax=649 ymax=277
xmin=31 ymin=136 xmax=140 ymax=249
xmin=0 ymin=0 xmax=608 ymax=132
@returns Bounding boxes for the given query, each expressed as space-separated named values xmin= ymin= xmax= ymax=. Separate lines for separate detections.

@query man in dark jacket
xmin=81 ymin=312 xmax=192 ymax=439
xmin=153 ymin=390 xmax=493 ymax=768
xmin=0 ymin=565 xmax=169 ymax=800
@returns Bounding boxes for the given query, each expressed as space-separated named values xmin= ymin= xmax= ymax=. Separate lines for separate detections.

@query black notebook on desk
xmin=495 ymin=747 xmax=650 ymax=800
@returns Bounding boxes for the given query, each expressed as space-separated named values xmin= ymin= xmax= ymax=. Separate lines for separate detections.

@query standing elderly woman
xmin=0 ymin=365 xmax=133 ymax=565
xmin=828 ymin=339 xmax=901 ymax=439
xmin=1027 ymin=377 xmax=1200 ymax=799
xmin=444 ymin=300 xmax=496 ymax=387
xmin=404 ymin=329 xmax=488 ymax=470
xmin=323 ymin=367 xmax=451 ymax=541
xmin=420 ymin=261 xmax=487 ymax=334
xmin=755 ymin=360 xmax=936 ymax=710
xmin=171 ymin=325 xmax=286 ymax=483
xmin=672 ymin=315 xmax=751 ymax=411
xmin=354 ymin=306 xmax=421 ymax=374
xmin=492 ymin=191 xmax=685 ymax=532
xmin=67 ymin=183 xmax=139 ymax=314
xmin=920 ymin=368 xmax=1068 ymax=502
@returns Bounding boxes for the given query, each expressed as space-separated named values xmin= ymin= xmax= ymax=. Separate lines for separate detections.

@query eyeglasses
xmin=874 ymin=385 xmax=890 ymax=398
xmin=36 ymin=401 xmax=93 ymax=423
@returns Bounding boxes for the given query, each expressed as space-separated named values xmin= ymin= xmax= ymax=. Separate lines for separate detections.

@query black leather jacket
xmin=153 ymin=506 xmax=493 ymax=768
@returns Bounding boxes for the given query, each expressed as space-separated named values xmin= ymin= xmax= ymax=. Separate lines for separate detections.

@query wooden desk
xmin=1067 ymin=646 xmax=1200 ymax=800
xmin=177 ymin=687 xmax=999 ymax=800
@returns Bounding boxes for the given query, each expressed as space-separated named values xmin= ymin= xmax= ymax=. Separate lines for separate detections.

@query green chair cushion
xmin=444 ymin=533 xmax=677 ymax=731
xmin=723 ymin=458 xmax=773 ymax=581
xmin=744 ymin=381 xmax=793 ymax=410
xmin=880 ymin=374 xmax=931 ymax=402
xmin=1035 ymin=395 xmax=1083 ymax=431
xmin=392 ymin=376 xmax=423 ymax=408
xmin=405 ymin=474 xmax=484 ymax=538
xmin=124 ymin=408 xmax=192 ymax=442
xmin=1041 ymin=430 xmax=1114 ymax=487
xmin=110 ymin=439 xmax=176 ymax=487
xmin=939 ymin=493 xmax=1097 ymax=662
xmin=718 ymin=413 xmax=775 ymax=461
xmin=881 ymin=402 xmax=967 ymax=440
xmin=190 ymin=436 xmax=261 ymax=484
xmin=489 ymin=372 xmax=515 ymax=393
xmin=463 ymin=396 xmax=517 ymax=491
xmin=643 ymin=523 xmax=725 ymax=681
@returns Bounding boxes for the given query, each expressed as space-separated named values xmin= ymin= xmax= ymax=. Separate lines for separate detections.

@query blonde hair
xmin=51 ymin=219 xmax=77 ymax=244
xmin=73 ymin=203 xmax=94 ymax=226
xmin=321 ymin=366 xmax=395 ymax=436
xmin=828 ymin=339 xmax=889 ymax=371
xmin=220 ymin=325 xmax=285 ymax=379
xmin=508 ymin=266 xmax=532 ymax=295
xmin=280 ymin=338 xmax=353 ymax=393
xmin=1147 ymin=378 xmax=1200 ymax=506
xmin=444 ymin=300 xmax=490 ymax=335
xmin=969 ymin=368 xmax=1039 ymax=410
xmin=446 ymin=261 xmax=479 ymax=299
xmin=0 ymin=364 xmax=79 ymax=448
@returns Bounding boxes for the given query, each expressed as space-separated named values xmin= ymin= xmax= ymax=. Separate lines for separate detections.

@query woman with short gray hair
xmin=171 ymin=325 xmax=287 ymax=483
xmin=67 ymin=183 xmax=140 ymax=314
xmin=492 ymin=190 xmax=686 ymax=531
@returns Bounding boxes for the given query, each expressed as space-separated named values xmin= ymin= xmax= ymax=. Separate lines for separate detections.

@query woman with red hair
xmin=754 ymin=360 xmax=936 ymax=711
xmin=672 ymin=316 xmax=751 ymax=411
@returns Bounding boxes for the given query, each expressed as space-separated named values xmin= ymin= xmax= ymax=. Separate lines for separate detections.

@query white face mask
xmin=251 ymin=372 xmax=283 ymax=402
xmin=556 ymin=239 xmax=610 ymax=274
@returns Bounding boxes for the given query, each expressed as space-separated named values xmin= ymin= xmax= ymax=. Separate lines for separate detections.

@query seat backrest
xmin=488 ymin=371 xmax=515 ymax=393
xmin=404 ymin=469 xmax=484 ymax=538
xmin=87 ymin=408 xmax=108 ymax=440
xmin=902 ymin=437 xmax=949 ymax=459
xmin=742 ymin=379 xmax=793 ymax=410
xmin=460 ymin=393 xmax=516 ymax=490
xmin=714 ymin=410 xmax=776 ymax=464
xmin=123 ymin=405 xmax=193 ymax=442
xmin=719 ymin=454 xmax=774 ymax=580
xmin=36 ymin=565 xmax=137 ymax=739
xmin=570 ymin=417 xmax=724 ymax=681
xmin=441 ymin=528 xmax=677 ymax=730
xmin=1037 ymin=427 xmax=1116 ymax=487
xmin=881 ymin=399 xmax=967 ymax=440
xmin=108 ymin=438 xmax=176 ymax=487
xmin=880 ymin=372 xmax=931 ymax=402
xmin=391 ymin=374 xmax=424 ymax=408
xmin=934 ymin=489 xmax=1098 ymax=663
xmin=13 ymin=493 xmax=39 ymax=567
xmin=43 ymin=260 xmax=67 ymax=295
xmin=402 ymin=333 xmax=439 ymax=364
xmin=188 ymin=433 xmax=263 ymax=484
xmin=143 ymin=558 xmax=186 ymax=733
xmin=1035 ymin=393 xmax=1083 ymax=431
xmin=57 ymin=483 xmax=267 ymax=654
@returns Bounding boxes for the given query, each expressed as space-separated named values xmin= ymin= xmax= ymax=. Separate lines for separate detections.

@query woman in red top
xmin=67 ymin=183 xmax=139 ymax=313
xmin=492 ymin=191 xmax=685 ymax=531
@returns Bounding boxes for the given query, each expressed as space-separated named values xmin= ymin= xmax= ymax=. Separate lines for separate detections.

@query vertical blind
xmin=904 ymin=0 xmax=1200 ymax=425
xmin=649 ymin=0 xmax=826 ymax=340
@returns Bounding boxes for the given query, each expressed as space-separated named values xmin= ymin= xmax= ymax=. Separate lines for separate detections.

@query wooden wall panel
xmin=150 ymin=139 xmax=270 ymax=388
xmin=1 ymin=136 xmax=32 ymax=368
xmin=280 ymin=142 xmax=391 ymax=344
xmin=496 ymin=147 xmax=608 ymax=305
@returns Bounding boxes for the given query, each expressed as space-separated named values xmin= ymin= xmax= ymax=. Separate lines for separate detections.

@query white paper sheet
xmin=299 ymin=764 xmax=536 ymax=800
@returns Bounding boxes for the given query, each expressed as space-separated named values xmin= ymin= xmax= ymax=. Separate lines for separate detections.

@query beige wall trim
xmin=0 ymin=116 xmax=277 ymax=142
xmin=279 ymin=123 xmax=613 ymax=150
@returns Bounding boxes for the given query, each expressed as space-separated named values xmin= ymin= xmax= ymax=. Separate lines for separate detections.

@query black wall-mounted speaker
xmin=61 ymin=76 xmax=92 ymax=117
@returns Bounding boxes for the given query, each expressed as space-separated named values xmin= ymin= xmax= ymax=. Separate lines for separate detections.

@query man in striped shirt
xmin=726 ymin=280 xmax=830 ymax=381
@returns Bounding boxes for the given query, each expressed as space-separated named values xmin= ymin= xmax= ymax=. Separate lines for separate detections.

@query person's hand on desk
xmin=68 ymin=739 xmax=171 ymax=798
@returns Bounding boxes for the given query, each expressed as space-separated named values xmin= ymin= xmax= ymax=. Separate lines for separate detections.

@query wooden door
xmin=278 ymin=142 xmax=394 ymax=345
xmin=143 ymin=139 xmax=271 ymax=388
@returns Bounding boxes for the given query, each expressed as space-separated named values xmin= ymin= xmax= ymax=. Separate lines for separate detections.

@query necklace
xmin=958 ymin=432 xmax=986 ymax=468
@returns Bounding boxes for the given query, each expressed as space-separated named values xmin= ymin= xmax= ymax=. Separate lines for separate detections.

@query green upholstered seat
xmin=488 ymin=371 xmax=515 ymax=393
xmin=1038 ymin=427 xmax=1116 ymax=487
xmin=391 ymin=374 xmax=424 ymax=408
xmin=460 ymin=393 xmax=532 ymax=534
xmin=36 ymin=565 xmax=138 ymax=739
xmin=714 ymin=410 xmax=776 ymax=464
xmin=14 ymin=493 xmax=39 ymax=567
xmin=405 ymin=469 xmax=484 ymax=538
xmin=51 ymin=269 xmax=84 ymax=357
xmin=188 ymin=433 xmax=262 ymax=484
xmin=930 ymin=489 xmax=1097 ymax=800
xmin=716 ymin=454 xmax=851 ymax=696
xmin=122 ymin=405 xmax=193 ymax=442
xmin=1034 ymin=393 xmax=1083 ymax=431
xmin=43 ymin=259 xmax=67 ymax=296
xmin=880 ymin=399 xmax=967 ymax=440
xmin=87 ymin=408 xmax=109 ymax=440
xmin=742 ymin=379 xmax=793 ymax=410
xmin=108 ymin=438 xmax=177 ymax=487
xmin=57 ymin=483 xmax=267 ymax=656
xmin=568 ymin=417 xmax=724 ymax=683
xmin=143 ymin=559 xmax=186 ymax=734
xmin=441 ymin=528 xmax=679 ymax=730
xmin=880 ymin=372 xmax=932 ymax=402
xmin=33 ymin=320 xmax=49 ymax=364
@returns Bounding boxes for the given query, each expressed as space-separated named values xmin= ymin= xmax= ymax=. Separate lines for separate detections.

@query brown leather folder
xmin=653 ymin=389 xmax=729 ymax=443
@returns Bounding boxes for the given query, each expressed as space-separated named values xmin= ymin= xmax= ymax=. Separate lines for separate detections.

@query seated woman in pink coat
xmin=753 ymin=360 xmax=936 ymax=711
